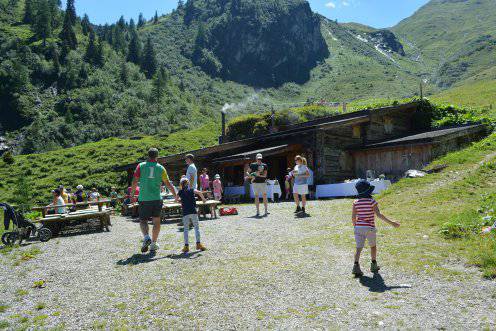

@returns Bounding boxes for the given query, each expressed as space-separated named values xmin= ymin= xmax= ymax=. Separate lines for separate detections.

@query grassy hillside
xmin=0 ymin=125 xmax=219 ymax=204
xmin=393 ymin=0 xmax=496 ymax=88
xmin=431 ymin=79 xmax=496 ymax=111
xmin=376 ymin=132 xmax=496 ymax=277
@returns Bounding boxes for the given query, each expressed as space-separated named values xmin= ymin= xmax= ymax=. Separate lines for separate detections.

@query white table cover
xmin=315 ymin=180 xmax=391 ymax=199
xmin=224 ymin=181 xmax=282 ymax=201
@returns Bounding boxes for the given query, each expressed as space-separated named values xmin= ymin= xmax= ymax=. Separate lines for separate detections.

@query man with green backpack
xmin=131 ymin=148 xmax=177 ymax=253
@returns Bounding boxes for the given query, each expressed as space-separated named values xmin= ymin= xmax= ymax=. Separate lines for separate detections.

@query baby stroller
xmin=1 ymin=203 xmax=52 ymax=246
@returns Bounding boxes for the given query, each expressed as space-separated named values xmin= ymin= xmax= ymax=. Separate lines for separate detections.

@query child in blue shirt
xmin=176 ymin=177 xmax=207 ymax=253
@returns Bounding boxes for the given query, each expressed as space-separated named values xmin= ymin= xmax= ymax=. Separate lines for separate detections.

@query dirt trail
xmin=1 ymin=201 xmax=495 ymax=329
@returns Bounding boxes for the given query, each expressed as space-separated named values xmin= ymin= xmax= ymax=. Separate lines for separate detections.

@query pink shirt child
xmin=200 ymin=173 xmax=210 ymax=190
xmin=213 ymin=179 xmax=222 ymax=194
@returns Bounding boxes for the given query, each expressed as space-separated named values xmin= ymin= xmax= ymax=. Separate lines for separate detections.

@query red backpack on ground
xmin=219 ymin=207 xmax=238 ymax=216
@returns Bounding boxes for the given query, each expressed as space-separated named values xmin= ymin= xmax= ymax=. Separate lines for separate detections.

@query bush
xmin=2 ymin=151 xmax=14 ymax=165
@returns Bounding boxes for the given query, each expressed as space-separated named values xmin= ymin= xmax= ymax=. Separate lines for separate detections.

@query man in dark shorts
xmin=131 ymin=148 xmax=177 ymax=253
xmin=247 ymin=153 xmax=269 ymax=217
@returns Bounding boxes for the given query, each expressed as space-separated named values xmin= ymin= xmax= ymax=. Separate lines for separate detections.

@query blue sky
xmin=64 ymin=0 xmax=430 ymax=28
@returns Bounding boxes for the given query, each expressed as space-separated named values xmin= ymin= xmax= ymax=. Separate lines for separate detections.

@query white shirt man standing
xmin=185 ymin=154 xmax=198 ymax=190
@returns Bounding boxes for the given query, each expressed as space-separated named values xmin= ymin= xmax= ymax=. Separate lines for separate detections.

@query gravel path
xmin=1 ymin=200 xmax=495 ymax=330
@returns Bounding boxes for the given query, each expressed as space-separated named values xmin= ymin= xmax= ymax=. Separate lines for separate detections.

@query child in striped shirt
xmin=352 ymin=180 xmax=400 ymax=277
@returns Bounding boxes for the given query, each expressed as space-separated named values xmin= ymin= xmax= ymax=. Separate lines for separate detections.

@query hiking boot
xmin=352 ymin=263 xmax=363 ymax=277
xmin=301 ymin=207 xmax=306 ymax=214
xmin=141 ymin=237 xmax=152 ymax=253
xmin=294 ymin=206 xmax=301 ymax=213
xmin=150 ymin=242 xmax=159 ymax=252
xmin=196 ymin=243 xmax=206 ymax=251
xmin=182 ymin=245 xmax=190 ymax=253
xmin=371 ymin=261 xmax=381 ymax=273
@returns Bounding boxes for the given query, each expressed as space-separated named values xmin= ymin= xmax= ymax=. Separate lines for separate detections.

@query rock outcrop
xmin=186 ymin=0 xmax=329 ymax=87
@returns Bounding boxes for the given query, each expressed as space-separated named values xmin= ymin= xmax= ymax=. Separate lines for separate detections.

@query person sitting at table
xmin=88 ymin=187 xmax=100 ymax=201
xmin=59 ymin=185 xmax=69 ymax=204
xmin=110 ymin=187 xmax=118 ymax=208
xmin=47 ymin=189 xmax=67 ymax=215
xmin=75 ymin=185 xmax=85 ymax=202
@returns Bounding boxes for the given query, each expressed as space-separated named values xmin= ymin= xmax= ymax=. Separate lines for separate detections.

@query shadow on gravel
xmin=246 ymin=215 xmax=263 ymax=220
xmin=166 ymin=251 xmax=202 ymax=260
xmin=296 ymin=213 xmax=311 ymax=218
xmin=116 ymin=252 xmax=168 ymax=266
xmin=359 ymin=273 xmax=412 ymax=293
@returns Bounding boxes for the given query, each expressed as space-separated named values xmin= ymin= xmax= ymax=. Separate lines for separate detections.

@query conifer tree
xmin=81 ymin=14 xmax=91 ymax=35
xmin=120 ymin=61 xmax=129 ymax=86
xmin=84 ymin=30 xmax=97 ymax=64
xmin=23 ymin=0 xmax=35 ymax=24
xmin=153 ymin=10 xmax=158 ymax=24
xmin=141 ymin=36 xmax=157 ymax=79
xmin=137 ymin=13 xmax=145 ymax=28
xmin=152 ymin=66 xmax=168 ymax=103
xmin=48 ymin=0 xmax=61 ymax=29
xmin=193 ymin=23 xmax=206 ymax=60
xmin=59 ymin=0 xmax=77 ymax=53
xmin=50 ymin=43 xmax=60 ymax=76
xmin=33 ymin=0 xmax=53 ymax=46
xmin=127 ymin=27 xmax=141 ymax=65
xmin=129 ymin=18 xmax=136 ymax=31
xmin=117 ymin=15 xmax=126 ymax=30
xmin=94 ymin=39 xmax=104 ymax=67
xmin=66 ymin=0 xmax=76 ymax=25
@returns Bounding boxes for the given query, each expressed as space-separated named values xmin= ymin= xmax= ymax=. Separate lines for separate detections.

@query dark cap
xmin=355 ymin=179 xmax=375 ymax=198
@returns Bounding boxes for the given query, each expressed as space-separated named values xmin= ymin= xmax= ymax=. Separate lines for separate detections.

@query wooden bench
xmin=33 ymin=209 xmax=112 ymax=235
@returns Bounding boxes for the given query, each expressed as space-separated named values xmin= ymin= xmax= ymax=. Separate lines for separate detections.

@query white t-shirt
xmin=55 ymin=196 xmax=66 ymax=214
xmin=186 ymin=163 xmax=198 ymax=190
xmin=293 ymin=164 xmax=309 ymax=185
xmin=89 ymin=192 xmax=100 ymax=200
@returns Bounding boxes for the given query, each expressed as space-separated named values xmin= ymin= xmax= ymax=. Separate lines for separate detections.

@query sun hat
xmin=355 ymin=179 xmax=375 ymax=198
xmin=215 ymin=174 xmax=220 ymax=179
xmin=76 ymin=185 xmax=83 ymax=190
xmin=180 ymin=177 xmax=189 ymax=184
xmin=256 ymin=153 xmax=263 ymax=160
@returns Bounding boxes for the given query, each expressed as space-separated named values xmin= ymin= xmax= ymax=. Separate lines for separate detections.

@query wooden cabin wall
xmin=313 ymin=125 xmax=361 ymax=184
xmin=365 ymin=111 xmax=415 ymax=143
xmin=352 ymin=145 xmax=433 ymax=178
xmin=431 ymin=129 xmax=489 ymax=160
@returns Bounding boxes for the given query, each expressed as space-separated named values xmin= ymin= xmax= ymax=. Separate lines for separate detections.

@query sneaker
xmin=294 ymin=206 xmax=301 ymax=213
xmin=141 ymin=237 xmax=152 ymax=253
xmin=352 ymin=263 xmax=363 ymax=277
xmin=182 ymin=245 xmax=190 ymax=253
xmin=256 ymin=212 xmax=260 ymax=217
xmin=150 ymin=242 xmax=159 ymax=252
xmin=196 ymin=243 xmax=206 ymax=251
xmin=371 ymin=261 xmax=380 ymax=273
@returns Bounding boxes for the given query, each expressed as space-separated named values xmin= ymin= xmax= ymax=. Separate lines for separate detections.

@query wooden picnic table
xmin=33 ymin=209 xmax=112 ymax=235
xmin=32 ymin=199 xmax=112 ymax=218
xmin=124 ymin=200 xmax=221 ymax=221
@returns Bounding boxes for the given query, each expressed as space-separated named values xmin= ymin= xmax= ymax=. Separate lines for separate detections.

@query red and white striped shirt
xmin=353 ymin=198 xmax=378 ymax=227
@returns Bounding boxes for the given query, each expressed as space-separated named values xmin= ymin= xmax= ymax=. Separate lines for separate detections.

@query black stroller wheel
xmin=1 ymin=232 xmax=10 ymax=246
xmin=38 ymin=228 xmax=52 ymax=242
xmin=2 ymin=232 xmax=19 ymax=246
